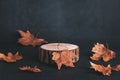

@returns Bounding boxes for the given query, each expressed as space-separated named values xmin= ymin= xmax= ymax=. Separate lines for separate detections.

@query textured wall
xmin=0 ymin=0 xmax=120 ymax=48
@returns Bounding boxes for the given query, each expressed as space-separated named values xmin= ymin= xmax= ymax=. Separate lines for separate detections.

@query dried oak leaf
xmin=90 ymin=43 xmax=116 ymax=62
xmin=17 ymin=30 xmax=47 ymax=47
xmin=112 ymin=65 xmax=120 ymax=71
xmin=90 ymin=61 xmax=112 ymax=76
xmin=19 ymin=66 xmax=41 ymax=73
xmin=0 ymin=52 xmax=22 ymax=62
xmin=52 ymin=50 xmax=78 ymax=70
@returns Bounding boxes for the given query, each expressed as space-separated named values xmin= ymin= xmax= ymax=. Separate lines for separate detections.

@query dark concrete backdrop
xmin=0 ymin=0 xmax=120 ymax=80
xmin=0 ymin=0 xmax=120 ymax=48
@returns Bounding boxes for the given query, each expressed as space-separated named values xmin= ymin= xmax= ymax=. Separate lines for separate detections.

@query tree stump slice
xmin=39 ymin=43 xmax=79 ymax=64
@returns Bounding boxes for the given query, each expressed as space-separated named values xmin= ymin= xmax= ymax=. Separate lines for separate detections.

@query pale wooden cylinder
xmin=39 ymin=43 xmax=79 ymax=64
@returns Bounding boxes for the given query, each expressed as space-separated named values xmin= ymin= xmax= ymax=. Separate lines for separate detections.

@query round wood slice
xmin=39 ymin=43 xmax=79 ymax=64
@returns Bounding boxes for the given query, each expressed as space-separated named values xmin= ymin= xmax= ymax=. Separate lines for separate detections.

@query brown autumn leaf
xmin=90 ymin=43 xmax=116 ymax=62
xmin=17 ymin=29 xmax=47 ymax=47
xmin=4 ymin=52 xmax=16 ymax=62
xmin=0 ymin=52 xmax=22 ymax=62
xmin=90 ymin=61 xmax=112 ymax=76
xmin=112 ymin=65 xmax=120 ymax=71
xmin=52 ymin=50 xmax=78 ymax=70
xmin=19 ymin=66 xmax=41 ymax=73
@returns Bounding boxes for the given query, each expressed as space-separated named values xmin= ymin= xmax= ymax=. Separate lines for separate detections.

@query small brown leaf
xmin=90 ymin=61 xmax=112 ymax=76
xmin=90 ymin=43 xmax=116 ymax=62
xmin=17 ymin=29 xmax=47 ymax=47
xmin=4 ymin=52 xmax=16 ymax=62
xmin=19 ymin=66 xmax=42 ymax=73
xmin=0 ymin=52 xmax=22 ymax=62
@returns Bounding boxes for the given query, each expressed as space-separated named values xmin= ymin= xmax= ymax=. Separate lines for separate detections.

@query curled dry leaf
xmin=90 ymin=61 xmax=112 ymax=76
xmin=52 ymin=50 xmax=78 ymax=70
xmin=19 ymin=66 xmax=41 ymax=73
xmin=90 ymin=43 xmax=116 ymax=62
xmin=112 ymin=65 xmax=120 ymax=71
xmin=17 ymin=30 xmax=47 ymax=47
xmin=0 ymin=52 xmax=22 ymax=62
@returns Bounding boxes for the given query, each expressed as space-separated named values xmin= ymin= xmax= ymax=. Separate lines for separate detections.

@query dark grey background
xmin=0 ymin=0 xmax=120 ymax=80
